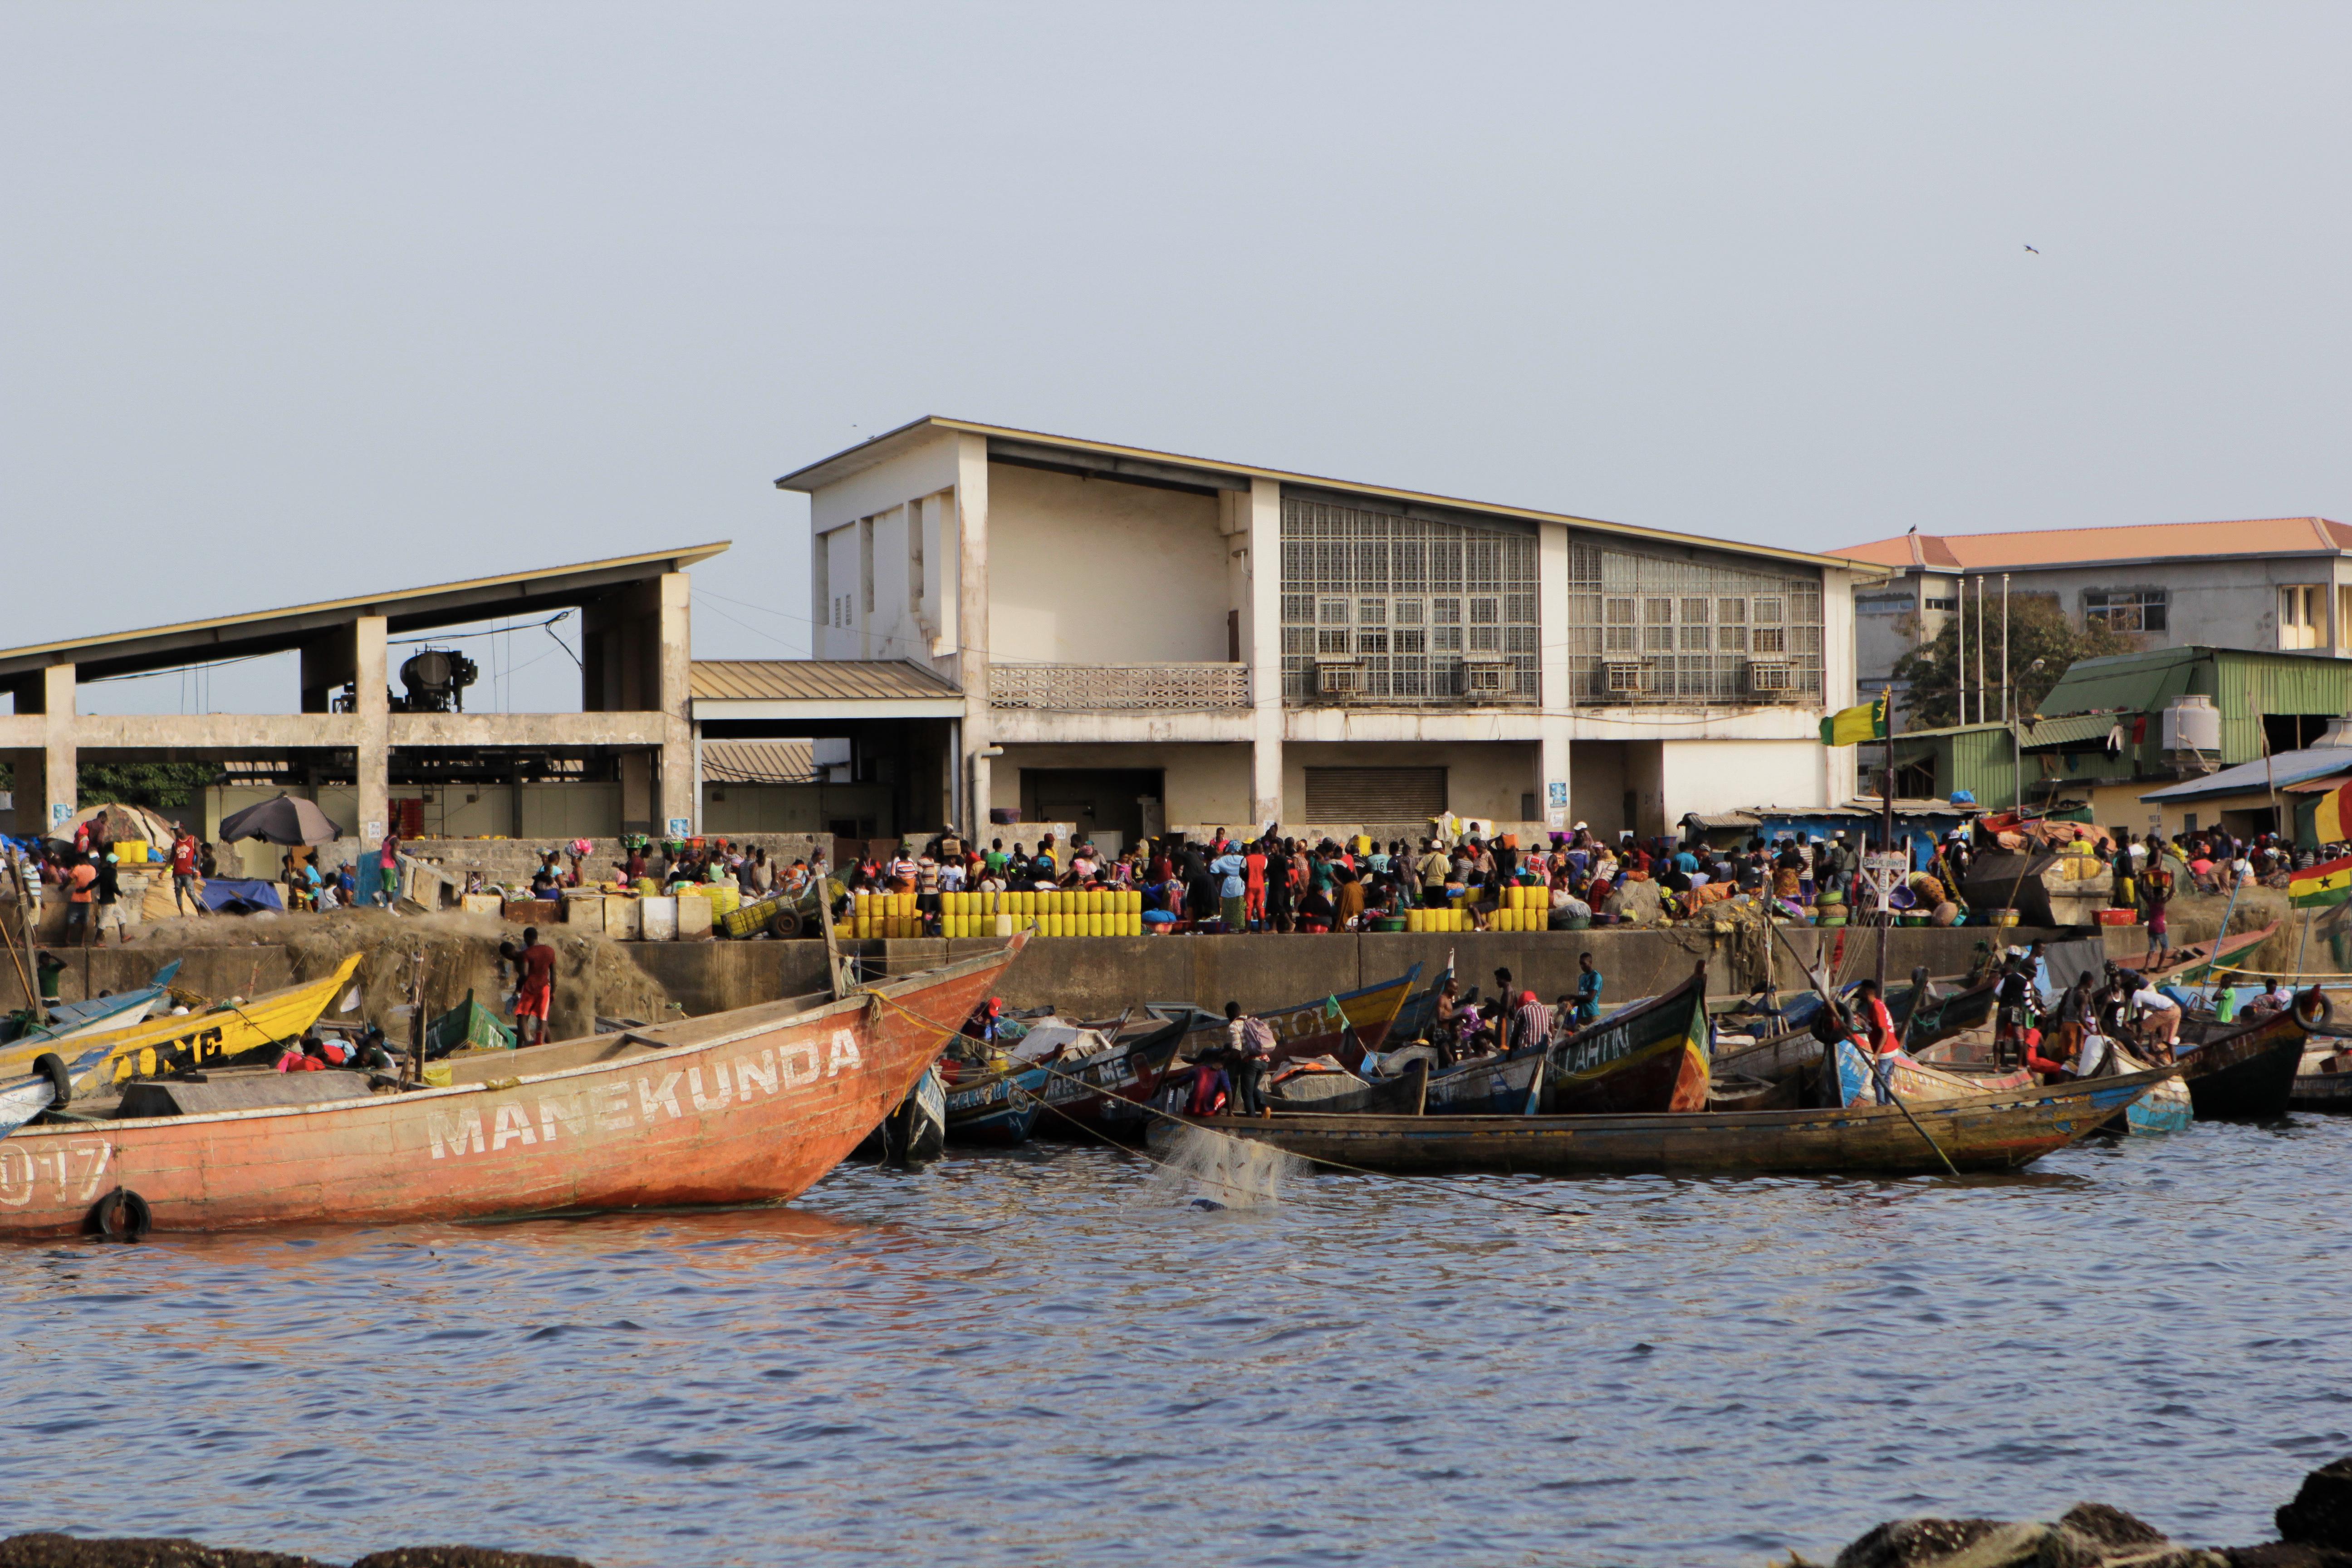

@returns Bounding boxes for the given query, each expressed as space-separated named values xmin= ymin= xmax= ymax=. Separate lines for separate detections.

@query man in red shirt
xmin=503 ymin=926 xmax=558 ymax=1046
xmin=169 ymin=827 xmax=203 ymax=916
xmin=1852 ymin=976 xmax=1900 ymax=1106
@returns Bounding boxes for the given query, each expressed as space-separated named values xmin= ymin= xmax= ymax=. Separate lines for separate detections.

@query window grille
xmin=1281 ymin=496 xmax=1539 ymax=705
xmin=1564 ymin=555 xmax=1823 ymax=704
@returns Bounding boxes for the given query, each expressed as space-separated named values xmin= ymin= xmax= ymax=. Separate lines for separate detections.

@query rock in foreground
xmin=0 ymin=1538 xmax=591 ymax=1568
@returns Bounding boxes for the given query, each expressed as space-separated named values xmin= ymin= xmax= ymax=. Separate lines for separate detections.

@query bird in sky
xmin=2024 ymin=244 xmax=2040 ymax=254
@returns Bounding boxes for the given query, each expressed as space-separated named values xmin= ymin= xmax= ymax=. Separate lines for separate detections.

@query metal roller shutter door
xmin=1303 ymin=767 xmax=1447 ymax=822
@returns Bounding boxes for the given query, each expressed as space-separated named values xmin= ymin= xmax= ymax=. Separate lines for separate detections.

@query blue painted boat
xmin=2 ymin=960 xmax=183 ymax=1047
xmin=1423 ymin=1042 xmax=1545 ymax=1115
xmin=941 ymin=1059 xmax=1049 ymax=1144
xmin=0 ymin=1038 xmax=119 ymax=1139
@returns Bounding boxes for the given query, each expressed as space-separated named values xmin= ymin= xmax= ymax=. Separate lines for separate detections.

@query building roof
xmin=689 ymin=660 xmax=960 ymax=703
xmin=700 ymin=740 xmax=816 ymax=783
xmin=0 ymin=543 xmax=730 ymax=684
xmin=775 ymin=416 xmax=1880 ymax=576
xmin=1831 ymin=517 xmax=2352 ymax=573
xmin=2141 ymin=746 xmax=2352 ymax=803
xmin=2035 ymin=647 xmax=2210 ymax=718
xmin=2018 ymin=711 xmax=2137 ymax=750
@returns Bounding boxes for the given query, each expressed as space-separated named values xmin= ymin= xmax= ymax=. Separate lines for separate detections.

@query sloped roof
xmin=0 ymin=542 xmax=730 ymax=683
xmin=776 ymin=416 xmax=1877 ymax=576
xmin=690 ymin=660 xmax=960 ymax=702
xmin=701 ymin=740 xmax=816 ymax=783
xmin=2142 ymin=746 xmax=2352 ymax=802
xmin=2035 ymin=647 xmax=2209 ymax=717
xmin=1831 ymin=518 xmax=2351 ymax=573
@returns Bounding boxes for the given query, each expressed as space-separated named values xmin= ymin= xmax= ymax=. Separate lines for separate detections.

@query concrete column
xmin=955 ymin=433 xmax=992 ymax=838
xmin=355 ymin=617 xmax=389 ymax=848
xmin=1536 ymin=522 xmax=1573 ymax=833
xmin=657 ymin=572 xmax=695 ymax=834
xmin=1821 ymin=567 xmax=1861 ymax=808
xmin=1245 ymin=478 xmax=1283 ymax=828
xmin=21 ymin=665 xmax=78 ymax=836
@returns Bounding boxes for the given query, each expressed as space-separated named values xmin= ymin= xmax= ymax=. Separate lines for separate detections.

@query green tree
xmin=1890 ymin=597 xmax=2137 ymax=730
xmin=77 ymin=762 xmax=220 ymax=813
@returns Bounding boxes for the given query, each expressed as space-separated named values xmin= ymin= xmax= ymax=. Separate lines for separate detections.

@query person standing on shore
xmin=501 ymin=926 xmax=558 ymax=1046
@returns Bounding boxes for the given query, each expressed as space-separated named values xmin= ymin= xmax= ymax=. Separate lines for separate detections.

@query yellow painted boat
xmin=0 ymin=953 xmax=365 ymax=1088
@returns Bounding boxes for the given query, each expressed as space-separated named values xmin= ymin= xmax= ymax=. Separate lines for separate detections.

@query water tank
xmin=2162 ymin=696 xmax=2221 ymax=753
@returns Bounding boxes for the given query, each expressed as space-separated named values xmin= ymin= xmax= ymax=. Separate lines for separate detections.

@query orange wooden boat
xmin=0 ymin=940 xmax=1019 ymax=1239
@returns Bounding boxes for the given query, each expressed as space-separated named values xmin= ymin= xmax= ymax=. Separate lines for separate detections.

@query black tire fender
xmin=91 ymin=1187 xmax=152 ymax=1243
xmin=2295 ymin=989 xmax=2333 ymax=1030
xmin=32 ymin=1053 xmax=69 ymax=1107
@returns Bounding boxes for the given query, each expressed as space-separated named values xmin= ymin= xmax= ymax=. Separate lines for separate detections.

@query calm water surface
xmin=3 ymin=1117 xmax=2347 ymax=1567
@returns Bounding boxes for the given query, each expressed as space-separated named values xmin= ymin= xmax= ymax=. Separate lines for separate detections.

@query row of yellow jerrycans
xmin=944 ymin=889 xmax=1144 ymax=915
xmin=834 ymin=912 xmax=1149 ymax=938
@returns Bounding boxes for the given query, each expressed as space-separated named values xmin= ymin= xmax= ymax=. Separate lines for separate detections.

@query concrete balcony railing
xmin=988 ymin=662 xmax=1252 ymax=711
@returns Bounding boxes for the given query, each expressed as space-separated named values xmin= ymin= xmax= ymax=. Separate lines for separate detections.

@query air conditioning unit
xmin=1316 ymin=657 xmax=1362 ymax=698
xmin=1459 ymin=655 xmax=1507 ymax=697
xmin=1603 ymin=659 xmax=1648 ymax=695
xmin=1747 ymin=660 xmax=1795 ymax=694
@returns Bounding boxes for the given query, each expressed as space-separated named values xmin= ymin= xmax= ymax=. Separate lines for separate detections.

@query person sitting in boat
xmin=2019 ymin=1024 xmax=2072 ymax=1085
xmin=2244 ymin=980 xmax=2296 ymax=1017
xmin=1186 ymin=1052 xmax=1231 ymax=1117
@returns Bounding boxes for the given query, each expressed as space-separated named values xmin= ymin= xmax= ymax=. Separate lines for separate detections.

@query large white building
xmin=772 ymin=418 xmax=1876 ymax=847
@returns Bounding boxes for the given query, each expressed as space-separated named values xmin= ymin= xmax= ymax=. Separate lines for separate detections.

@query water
xmin=5 ymin=1118 xmax=2349 ymax=1567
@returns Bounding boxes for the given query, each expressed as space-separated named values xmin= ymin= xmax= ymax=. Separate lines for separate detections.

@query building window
xmin=1281 ymin=499 xmax=1538 ymax=703
xmin=2282 ymin=584 xmax=2324 ymax=651
xmin=1566 ymin=547 xmax=1822 ymax=703
xmin=2083 ymin=588 xmax=2168 ymax=634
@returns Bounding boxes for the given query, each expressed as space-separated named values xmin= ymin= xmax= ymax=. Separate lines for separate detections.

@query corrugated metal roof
xmin=2037 ymin=647 xmax=2206 ymax=718
xmin=0 ymin=542 xmax=730 ymax=680
xmin=2019 ymin=712 xmax=2135 ymax=749
xmin=774 ymin=417 xmax=1877 ymax=577
xmin=689 ymin=660 xmax=961 ymax=702
xmin=2142 ymin=747 xmax=2352 ymax=802
xmin=701 ymin=740 xmax=816 ymax=783
xmin=1832 ymin=517 xmax=2351 ymax=571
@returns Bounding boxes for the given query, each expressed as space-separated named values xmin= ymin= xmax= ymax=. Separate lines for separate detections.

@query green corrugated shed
xmin=1889 ymin=722 xmax=2018 ymax=808
xmin=2033 ymin=646 xmax=2352 ymax=769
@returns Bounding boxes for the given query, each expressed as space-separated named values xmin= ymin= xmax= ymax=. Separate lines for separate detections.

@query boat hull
xmin=941 ymin=1062 xmax=1047 ymax=1145
xmin=0 ymin=954 xmax=365 ymax=1088
xmin=2176 ymin=1006 xmax=2308 ymax=1120
xmin=1033 ymin=1020 xmax=1191 ymax=1140
xmin=1542 ymin=969 xmax=1711 ymax=1115
xmin=1424 ymin=1045 xmax=1544 ymax=1115
xmin=1159 ymin=1069 xmax=2166 ymax=1176
xmin=0 ymin=946 xmax=1014 ymax=1238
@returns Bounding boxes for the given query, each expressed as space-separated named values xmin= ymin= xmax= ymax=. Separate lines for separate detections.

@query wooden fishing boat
xmin=1152 ymin=1067 xmax=2169 ymax=1176
xmin=1424 ymin=1042 xmax=1546 ymax=1115
xmin=0 ymin=1039 xmax=117 ymax=1139
xmin=1385 ymin=965 xmax=1454 ymax=1049
xmin=1821 ymin=1039 xmax=2033 ymax=1107
xmin=2172 ymin=995 xmax=2314 ymax=1120
xmin=858 ymin=1066 xmax=948 ymax=1165
xmin=2146 ymin=922 xmax=2280 ymax=988
xmin=0 ymin=942 xmax=1017 ymax=1238
xmin=2292 ymin=1042 xmax=2352 ymax=1112
xmin=1542 ymin=965 xmax=1711 ymax=1115
xmin=940 ymin=1058 xmax=1048 ymax=1144
xmin=1149 ymin=966 xmax=1422 ymax=1073
xmin=1266 ymin=1057 xmax=1429 ymax=1116
xmin=2 ymin=960 xmax=183 ymax=1046
xmin=0 ymin=953 xmax=365 ymax=1089
xmin=1032 ymin=1016 xmax=1193 ymax=1140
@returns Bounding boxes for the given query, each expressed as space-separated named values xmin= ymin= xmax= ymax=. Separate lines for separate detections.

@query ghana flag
xmin=2315 ymin=779 xmax=2352 ymax=845
xmin=2290 ymin=855 xmax=2352 ymax=910
xmin=1819 ymin=691 xmax=1890 ymax=747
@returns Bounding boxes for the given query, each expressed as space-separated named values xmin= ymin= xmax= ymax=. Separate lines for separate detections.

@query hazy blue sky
xmin=7 ymin=4 xmax=2348 ymax=713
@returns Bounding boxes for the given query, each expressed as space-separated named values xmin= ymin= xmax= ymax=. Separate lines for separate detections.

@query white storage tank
xmin=2162 ymin=695 xmax=2221 ymax=754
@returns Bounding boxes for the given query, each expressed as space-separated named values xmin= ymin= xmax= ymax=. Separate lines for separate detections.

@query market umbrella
xmin=218 ymin=794 xmax=345 ymax=846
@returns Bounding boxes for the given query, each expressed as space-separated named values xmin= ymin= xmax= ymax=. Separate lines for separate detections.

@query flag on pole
xmin=2315 ymin=780 xmax=2352 ymax=845
xmin=2289 ymin=855 xmax=2352 ymax=909
xmin=1819 ymin=691 xmax=1890 ymax=747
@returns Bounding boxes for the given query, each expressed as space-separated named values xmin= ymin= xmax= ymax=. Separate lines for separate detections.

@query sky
xmin=6 ymin=3 xmax=2349 ymax=714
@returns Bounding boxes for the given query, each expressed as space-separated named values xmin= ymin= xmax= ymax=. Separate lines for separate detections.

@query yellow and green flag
xmin=1819 ymin=691 xmax=1889 ymax=747
xmin=2290 ymin=855 xmax=2352 ymax=910
xmin=2314 ymin=780 xmax=2352 ymax=845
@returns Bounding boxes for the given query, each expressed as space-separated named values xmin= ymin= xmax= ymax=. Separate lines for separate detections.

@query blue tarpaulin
xmin=198 ymin=878 xmax=284 ymax=914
